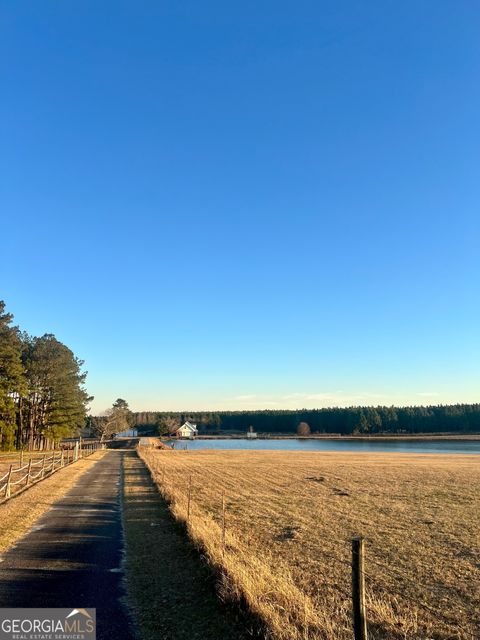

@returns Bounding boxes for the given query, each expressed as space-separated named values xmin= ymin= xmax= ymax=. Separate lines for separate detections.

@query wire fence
xmin=0 ymin=441 xmax=103 ymax=504
xmin=143 ymin=454 xmax=479 ymax=640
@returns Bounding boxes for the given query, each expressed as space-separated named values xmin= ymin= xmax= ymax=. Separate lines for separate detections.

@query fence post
xmin=20 ymin=450 xmax=23 ymax=468
xmin=5 ymin=465 xmax=13 ymax=498
xmin=352 ymin=537 xmax=368 ymax=640
xmin=222 ymin=490 xmax=226 ymax=556
xmin=26 ymin=458 xmax=32 ymax=486
xmin=61 ymin=450 xmax=64 ymax=467
xmin=74 ymin=442 xmax=79 ymax=462
xmin=41 ymin=454 xmax=46 ymax=479
xmin=187 ymin=475 xmax=192 ymax=524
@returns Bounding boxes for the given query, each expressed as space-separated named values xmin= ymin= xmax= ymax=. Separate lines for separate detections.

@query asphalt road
xmin=0 ymin=451 xmax=136 ymax=639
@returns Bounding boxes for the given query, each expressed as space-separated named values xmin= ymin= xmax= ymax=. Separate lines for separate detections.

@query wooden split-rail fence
xmin=0 ymin=441 xmax=102 ymax=504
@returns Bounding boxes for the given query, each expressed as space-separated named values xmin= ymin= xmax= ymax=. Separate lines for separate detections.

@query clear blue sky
xmin=1 ymin=2 xmax=479 ymax=413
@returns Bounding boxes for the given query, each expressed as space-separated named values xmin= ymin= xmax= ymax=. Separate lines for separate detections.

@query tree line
xmin=133 ymin=404 xmax=480 ymax=436
xmin=0 ymin=301 xmax=91 ymax=450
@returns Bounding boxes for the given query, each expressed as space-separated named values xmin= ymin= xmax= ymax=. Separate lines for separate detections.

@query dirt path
xmin=122 ymin=451 xmax=257 ymax=640
xmin=0 ymin=450 xmax=135 ymax=639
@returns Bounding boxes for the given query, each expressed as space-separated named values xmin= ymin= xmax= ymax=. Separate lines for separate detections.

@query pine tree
xmin=0 ymin=301 xmax=26 ymax=449
xmin=22 ymin=334 xmax=91 ymax=446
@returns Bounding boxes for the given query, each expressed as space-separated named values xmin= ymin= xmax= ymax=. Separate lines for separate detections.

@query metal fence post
xmin=352 ymin=537 xmax=368 ymax=640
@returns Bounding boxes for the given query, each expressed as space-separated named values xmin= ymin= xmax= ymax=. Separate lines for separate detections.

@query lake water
xmin=169 ymin=438 xmax=480 ymax=455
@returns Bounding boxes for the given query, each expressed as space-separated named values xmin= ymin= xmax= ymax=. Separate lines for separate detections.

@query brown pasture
xmin=139 ymin=448 xmax=480 ymax=640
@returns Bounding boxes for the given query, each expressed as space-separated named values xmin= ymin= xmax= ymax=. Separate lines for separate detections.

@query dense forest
xmin=134 ymin=404 xmax=480 ymax=436
xmin=0 ymin=301 xmax=91 ymax=450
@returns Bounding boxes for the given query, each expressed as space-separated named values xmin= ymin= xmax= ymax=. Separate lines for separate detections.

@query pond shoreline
xmin=164 ymin=433 xmax=480 ymax=441
xmin=162 ymin=436 xmax=480 ymax=454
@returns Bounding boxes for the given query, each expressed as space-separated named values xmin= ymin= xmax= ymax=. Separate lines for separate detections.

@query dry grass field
xmin=139 ymin=448 xmax=480 ymax=640
xmin=0 ymin=450 xmax=56 ymax=474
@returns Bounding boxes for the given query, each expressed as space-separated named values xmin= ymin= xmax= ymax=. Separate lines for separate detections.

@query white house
xmin=174 ymin=421 xmax=198 ymax=439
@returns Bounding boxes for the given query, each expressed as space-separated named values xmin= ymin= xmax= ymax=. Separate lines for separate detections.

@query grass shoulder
xmin=121 ymin=450 xmax=259 ymax=640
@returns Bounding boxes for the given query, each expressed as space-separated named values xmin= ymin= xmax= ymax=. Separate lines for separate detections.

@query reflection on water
xmin=168 ymin=438 xmax=480 ymax=454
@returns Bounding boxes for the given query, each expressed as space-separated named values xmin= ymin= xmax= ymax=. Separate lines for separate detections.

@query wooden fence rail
xmin=0 ymin=442 xmax=103 ymax=504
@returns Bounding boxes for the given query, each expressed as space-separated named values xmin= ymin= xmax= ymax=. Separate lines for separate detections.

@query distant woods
xmin=0 ymin=300 xmax=91 ymax=450
xmin=134 ymin=404 xmax=480 ymax=436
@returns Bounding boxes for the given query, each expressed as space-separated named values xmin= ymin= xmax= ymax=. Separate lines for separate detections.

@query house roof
xmin=177 ymin=421 xmax=197 ymax=431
